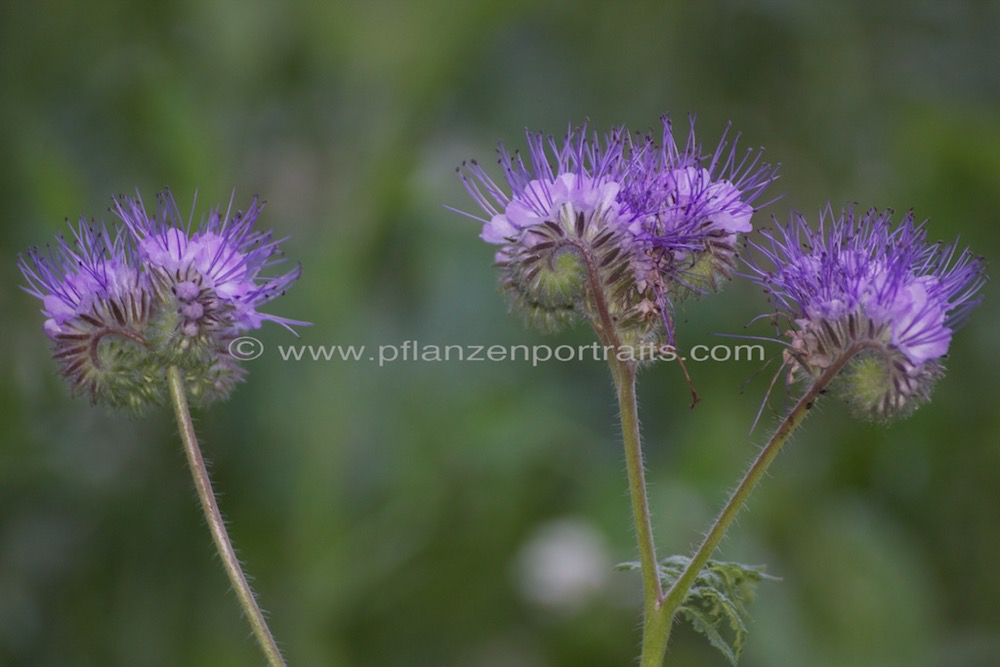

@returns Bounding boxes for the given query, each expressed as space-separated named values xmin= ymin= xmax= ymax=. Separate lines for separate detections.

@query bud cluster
xmin=18 ymin=190 xmax=307 ymax=411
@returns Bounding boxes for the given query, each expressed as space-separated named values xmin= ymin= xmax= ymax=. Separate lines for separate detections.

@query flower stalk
xmin=19 ymin=190 xmax=308 ymax=661
xmin=609 ymin=357 xmax=674 ymax=667
xmin=167 ymin=365 xmax=286 ymax=667
xmin=658 ymin=344 xmax=862 ymax=648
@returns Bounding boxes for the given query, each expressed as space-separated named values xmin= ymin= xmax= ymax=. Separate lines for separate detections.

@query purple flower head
xmin=19 ymin=222 xmax=150 ymax=339
xmin=622 ymin=117 xmax=779 ymax=295
xmin=113 ymin=190 xmax=308 ymax=338
xmin=745 ymin=206 xmax=986 ymax=419
xmin=18 ymin=222 xmax=156 ymax=408
xmin=456 ymin=116 xmax=778 ymax=346
xmin=455 ymin=124 xmax=638 ymax=333
xmin=459 ymin=125 xmax=630 ymax=248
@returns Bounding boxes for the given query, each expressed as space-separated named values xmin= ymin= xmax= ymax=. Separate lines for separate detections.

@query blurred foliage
xmin=2 ymin=0 xmax=999 ymax=665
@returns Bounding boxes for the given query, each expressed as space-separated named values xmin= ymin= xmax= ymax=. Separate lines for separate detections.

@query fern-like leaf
xmin=617 ymin=555 xmax=777 ymax=665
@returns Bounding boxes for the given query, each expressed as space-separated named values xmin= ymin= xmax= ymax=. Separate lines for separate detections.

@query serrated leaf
xmin=617 ymin=556 xmax=777 ymax=665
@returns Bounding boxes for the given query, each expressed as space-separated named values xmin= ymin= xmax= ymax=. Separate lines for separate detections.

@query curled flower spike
xmin=18 ymin=222 xmax=159 ymax=409
xmin=745 ymin=206 xmax=987 ymax=420
xmin=456 ymin=116 xmax=778 ymax=351
xmin=458 ymin=124 xmax=632 ymax=333
xmin=19 ymin=190 xmax=309 ymax=411
xmin=623 ymin=117 xmax=779 ymax=299
xmin=112 ymin=191 xmax=309 ymax=403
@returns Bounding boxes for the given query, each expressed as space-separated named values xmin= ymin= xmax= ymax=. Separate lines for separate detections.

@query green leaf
xmin=617 ymin=556 xmax=777 ymax=665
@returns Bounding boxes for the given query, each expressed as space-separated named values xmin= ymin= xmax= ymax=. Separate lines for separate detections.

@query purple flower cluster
xmin=457 ymin=114 xmax=987 ymax=417
xmin=457 ymin=116 xmax=778 ymax=340
xmin=18 ymin=190 xmax=306 ymax=409
xmin=745 ymin=207 xmax=986 ymax=418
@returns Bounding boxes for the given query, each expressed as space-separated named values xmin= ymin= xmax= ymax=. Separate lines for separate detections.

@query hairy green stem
xmin=659 ymin=347 xmax=864 ymax=648
xmin=610 ymin=359 xmax=672 ymax=666
xmin=575 ymin=236 xmax=681 ymax=664
xmin=167 ymin=366 xmax=286 ymax=667
xmin=582 ymin=238 xmax=672 ymax=666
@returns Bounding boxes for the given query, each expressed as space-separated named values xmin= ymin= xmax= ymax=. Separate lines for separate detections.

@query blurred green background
xmin=2 ymin=1 xmax=998 ymax=665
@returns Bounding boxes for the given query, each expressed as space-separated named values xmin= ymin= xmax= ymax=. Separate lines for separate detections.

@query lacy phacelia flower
xmin=457 ymin=116 xmax=778 ymax=347
xmin=622 ymin=118 xmax=777 ymax=298
xmin=18 ymin=222 xmax=159 ymax=409
xmin=19 ymin=190 xmax=307 ymax=410
xmin=458 ymin=125 xmax=631 ymax=333
xmin=113 ymin=191 xmax=306 ymax=340
xmin=745 ymin=207 xmax=986 ymax=420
